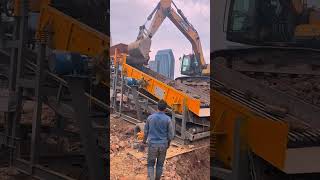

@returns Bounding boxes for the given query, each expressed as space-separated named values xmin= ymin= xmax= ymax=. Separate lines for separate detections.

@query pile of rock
xmin=110 ymin=135 xmax=131 ymax=156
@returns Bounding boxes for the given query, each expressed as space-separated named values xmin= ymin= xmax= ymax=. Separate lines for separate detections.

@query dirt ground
xmin=110 ymin=114 xmax=210 ymax=180
xmin=1 ymin=103 xmax=210 ymax=180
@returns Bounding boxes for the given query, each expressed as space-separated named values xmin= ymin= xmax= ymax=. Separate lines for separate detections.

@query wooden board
xmin=127 ymin=144 xmax=209 ymax=165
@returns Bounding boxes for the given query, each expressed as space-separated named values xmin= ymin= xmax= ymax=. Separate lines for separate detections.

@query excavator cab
xmin=180 ymin=54 xmax=201 ymax=76
xmin=226 ymin=0 xmax=320 ymax=47
xmin=226 ymin=0 xmax=296 ymax=45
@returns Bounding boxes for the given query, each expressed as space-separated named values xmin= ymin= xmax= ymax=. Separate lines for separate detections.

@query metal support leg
xmin=30 ymin=43 xmax=46 ymax=168
xmin=119 ymin=70 xmax=124 ymax=115
xmin=9 ymin=0 xmax=29 ymax=166
xmin=56 ymin=83 xmax=63 ymax=101
xmin=6 ymin=12 xmax=20 ymax=152
xmin=131 ymin=86 xmax=142 ymax=121
xmin=15 ymin=0 xmax=28 ymax=89
xmin=171 ymin=110 xmax=176 ymax=138
xmin=0 ymin=16 xmax=4 ymax=48
xmin=231 ymin=118 xmax=249 ymax=180
xmin=55 ymin=82 xmax=65 ymax=137
xmin=181 ymin=99 xmax=187 ymax=142
xmin=112 ymin=62 xmax=119 ymax=111
xmin=67 ymin=77 xmax=104 ymax=180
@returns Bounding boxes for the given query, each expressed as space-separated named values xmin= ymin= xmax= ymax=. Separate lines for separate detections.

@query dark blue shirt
xmin=144 ymin=111 xmax=174 ymax=145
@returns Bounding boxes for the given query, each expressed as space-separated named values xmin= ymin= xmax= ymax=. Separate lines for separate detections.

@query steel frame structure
xmin=211 ymin=62 xmax=320 ymax=179
xmin=110 ymin=53 xmax=210 ymax=144
xmin=0 ymin=1 xmax=108 ymax=179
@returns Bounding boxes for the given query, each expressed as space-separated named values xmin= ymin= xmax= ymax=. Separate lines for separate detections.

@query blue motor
xmin=48 ymin=51 xmax=88 ymax=75
xmin=126 ymin=77 xmax=138 ymax=86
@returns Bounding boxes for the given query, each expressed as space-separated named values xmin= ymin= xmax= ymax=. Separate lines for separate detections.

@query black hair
xmin=157 ymin=99 xmax=167 ymax=111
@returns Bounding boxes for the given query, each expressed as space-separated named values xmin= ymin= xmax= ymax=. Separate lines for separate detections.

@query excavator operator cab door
xmin=226 ymin=0 xmax=258 ymax=44
xmin=180 ymin=54 xmax=200 ymax=76
xmin=226 ymin=0 xmax=295 ymax=45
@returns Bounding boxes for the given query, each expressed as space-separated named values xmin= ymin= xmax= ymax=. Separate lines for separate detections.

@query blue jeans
xmin=147 ymin=143 xmax=168 ymax=180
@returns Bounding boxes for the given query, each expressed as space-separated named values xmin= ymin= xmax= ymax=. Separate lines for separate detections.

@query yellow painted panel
xmin=36 ymin=6 xmax=109 ymax=57
xmin=213 ymin=90 xmax=289 ymax=170
xmin=295 ymin=24 xmax=320 ymax=37
xmin=123 ymin=63 xmax=202 ymax=116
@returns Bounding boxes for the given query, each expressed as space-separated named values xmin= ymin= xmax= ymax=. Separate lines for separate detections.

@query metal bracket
xmin=212 ymin=118 xmax=249 ymax=180
xmin=131 ymin=86 xmax=143 ymax=121
xmin=66 ymin=76 xmax=105 ymax=180
xmin=231 ymin=118 xmax=249 ymax=180
xmin=212 ymin=166 xmax=232 ymax=180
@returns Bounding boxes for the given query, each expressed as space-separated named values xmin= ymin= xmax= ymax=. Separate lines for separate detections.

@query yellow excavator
xmin=227 ymin=0 xmax=320 ymax=46
xmin=127 ymin=0 xmax=210 ymax=77
xmin=293 ymin=0 xmax=320 ymax=42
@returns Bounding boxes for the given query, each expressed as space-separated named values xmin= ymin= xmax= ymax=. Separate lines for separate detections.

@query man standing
xmin=143 ymin=100 xmax=174 ymax=180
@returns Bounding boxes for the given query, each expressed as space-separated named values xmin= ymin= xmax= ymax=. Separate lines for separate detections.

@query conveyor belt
xmin=213 ymin=79 xmax=320 ymax=148
xmin=213 ymin=61 xmax=320 ymax=130
xmin=176 ymin=76 xmax=210 ymax=95
xmin=123 ymin=62 xmax=209 ymax=116
xmin=132 ymin=65 xmax=210 ymax=106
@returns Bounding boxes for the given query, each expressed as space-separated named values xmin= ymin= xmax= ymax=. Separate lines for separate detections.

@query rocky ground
xmin=0 ymin=100 xmax=79 ymax=180
xmin=110 ymin=114 xmax=210 ymax=180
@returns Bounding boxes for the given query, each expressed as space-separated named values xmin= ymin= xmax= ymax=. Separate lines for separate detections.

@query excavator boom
xmin=128 ymin=0 xmax=209 ymax=76
xmin=167 ymin=4 xmax=206 ymax=70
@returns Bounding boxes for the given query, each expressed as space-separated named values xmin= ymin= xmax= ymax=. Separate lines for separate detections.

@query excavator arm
xmin=167 ymin=6 xmax=207 ymax=71
xmin=128 ymin=0 xmax=209 ymax=76
xmin=140 ymin=1 xmax=168 ymax=39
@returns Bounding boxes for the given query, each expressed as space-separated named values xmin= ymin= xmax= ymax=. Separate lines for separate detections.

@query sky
xmin=110 ymin=0 xmax=210 ymax=78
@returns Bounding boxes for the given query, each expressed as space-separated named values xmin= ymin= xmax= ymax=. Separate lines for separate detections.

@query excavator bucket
xmin=127 ymin=38 xmax=151 ymax=65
